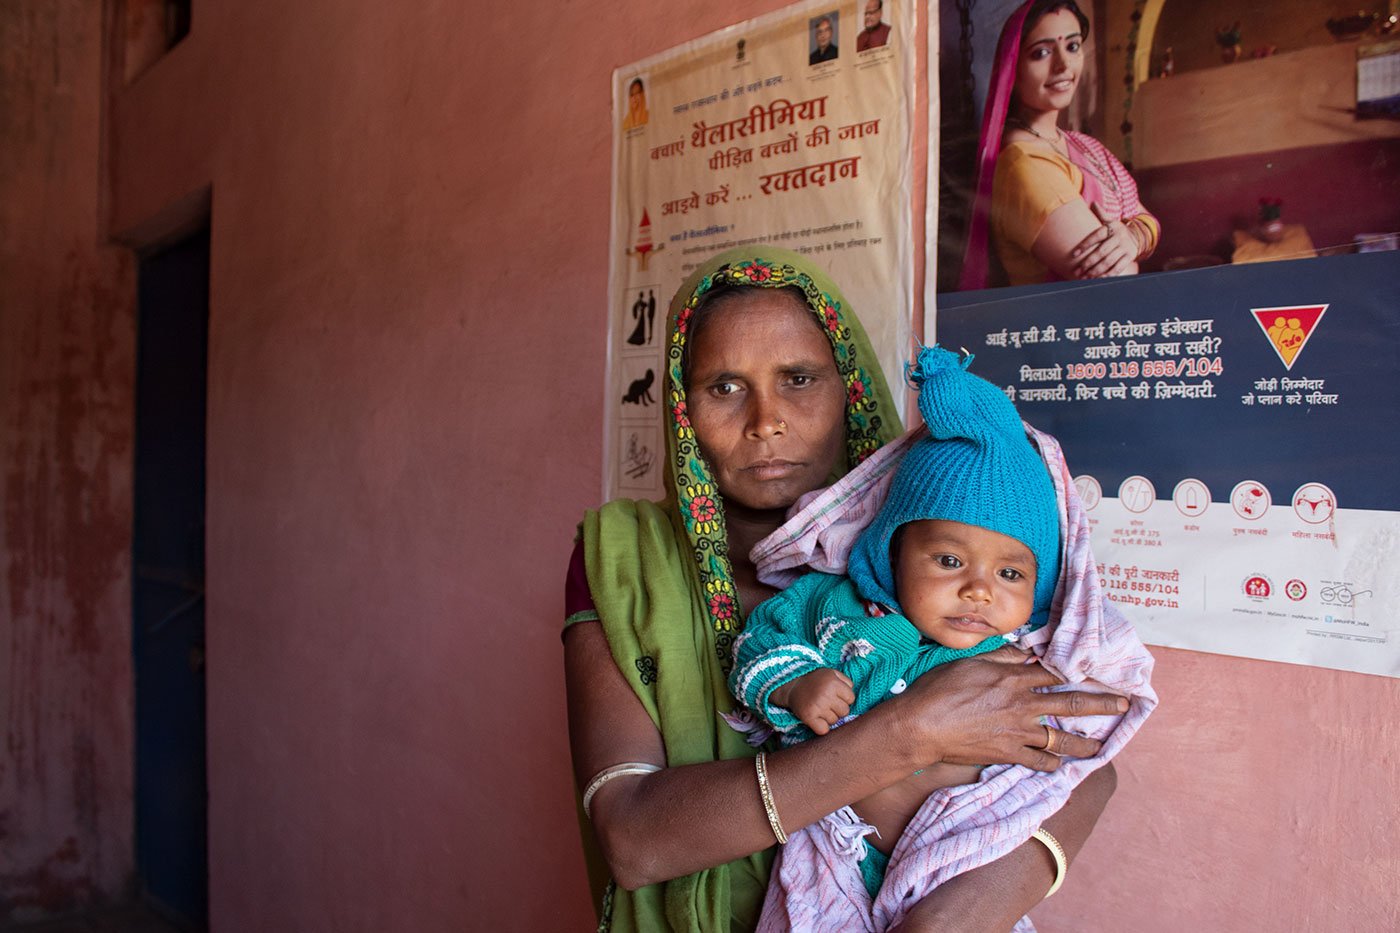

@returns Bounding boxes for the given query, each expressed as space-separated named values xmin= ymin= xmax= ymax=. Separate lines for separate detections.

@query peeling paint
xmin=1 ymin=0 xmax=137 ymax=922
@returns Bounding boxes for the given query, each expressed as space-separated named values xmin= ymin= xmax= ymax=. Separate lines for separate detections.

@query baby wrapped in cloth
xmin=737 ymin=356 xmax=1158 ymax=932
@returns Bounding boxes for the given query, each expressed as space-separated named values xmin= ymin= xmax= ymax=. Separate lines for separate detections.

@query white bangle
xmin=581 ymin=761 xmax=661 ymax=819
xmin=1031 ymin=827 xmax=1068 ymax=898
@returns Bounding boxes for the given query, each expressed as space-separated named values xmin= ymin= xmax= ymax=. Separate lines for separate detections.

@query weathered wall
xmin=104 ymin=0 xmax=807 ymax=929
xmin=1 ymin=1 xmax=137 ymax=921
xmin=5 ymin=0 xmax=1400 ymax=930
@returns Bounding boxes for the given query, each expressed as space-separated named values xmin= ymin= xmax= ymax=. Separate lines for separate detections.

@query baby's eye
xmin=999 ymin=567 xmax=1025 ymax=581
xmin=936 ymin=555 xmax=962 ymax=569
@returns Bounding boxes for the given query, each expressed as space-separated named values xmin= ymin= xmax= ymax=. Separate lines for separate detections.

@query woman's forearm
xmin=567 ymin=622 xmax=1126 ymax=889
xmin=891 ymin=763 xmax=1119 ymax=932
xmin=567 ymin=621 xmax=929 ymax=888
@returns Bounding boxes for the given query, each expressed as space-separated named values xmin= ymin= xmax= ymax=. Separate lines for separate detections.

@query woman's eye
xmin=789 ymin=373 xmax=815 ymax=387
xmin=711 ymin=382 xmax=740 ymax=397
xmin=1067 ymin=40 xmax=1081 ymax=53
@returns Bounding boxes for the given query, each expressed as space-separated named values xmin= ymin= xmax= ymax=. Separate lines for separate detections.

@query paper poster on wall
xmin=936 ymin=252 xmax=1400 ymax=679
xmin=927 ymin=0 xmax=1400 ymax=677
xmin=605 ymin=0 xmax=916 ymax=500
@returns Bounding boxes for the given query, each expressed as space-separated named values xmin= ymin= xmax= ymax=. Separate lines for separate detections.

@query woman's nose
xmin=745 ymin=393 xmax=786 ymax=439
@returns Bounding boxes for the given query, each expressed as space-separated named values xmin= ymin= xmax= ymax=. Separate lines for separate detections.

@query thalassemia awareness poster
xmin=936 ymin=252 xmax=1400 ymax=678
xmin=605 ymin=0 xmax=915 ymax=501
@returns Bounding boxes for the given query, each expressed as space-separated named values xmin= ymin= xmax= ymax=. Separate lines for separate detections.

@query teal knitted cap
xmin=846 ymin=345 xmax=1061 ymax=629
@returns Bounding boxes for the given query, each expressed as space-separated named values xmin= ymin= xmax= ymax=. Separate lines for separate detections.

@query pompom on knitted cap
xmin=846 ymin=345 xmax=1062 ymax=629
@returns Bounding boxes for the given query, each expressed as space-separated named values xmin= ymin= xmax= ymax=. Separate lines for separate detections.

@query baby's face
xmin=894 ymin=519 xmax=1036 ymax=650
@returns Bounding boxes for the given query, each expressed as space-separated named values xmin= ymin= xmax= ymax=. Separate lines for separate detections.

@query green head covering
xmin=662 ymin=245 xmax=902 ymax=670
xmin=579 ymin=246 xmax=901 ymax=932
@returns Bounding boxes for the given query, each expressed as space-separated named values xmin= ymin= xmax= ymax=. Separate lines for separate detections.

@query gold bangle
xmin=1128 ymin=215 xmax=1157 ymax=260
xmin=754 ymin=752 xmax=787 ymax=845
xmin=1031 ymin=827 xmax=1068 ymax=898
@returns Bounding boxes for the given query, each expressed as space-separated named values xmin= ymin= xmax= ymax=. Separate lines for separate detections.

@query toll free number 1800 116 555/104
xmin=1064 ymin=357 xmax=1224 ymax=381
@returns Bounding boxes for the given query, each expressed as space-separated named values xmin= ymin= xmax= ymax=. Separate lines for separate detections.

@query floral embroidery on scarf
xmin=670 ymin=394 xmax=692 ymax=437
xmin=735 ymin=258 xmax=775 ymax=283
xmin=705 ymin=579 xmax=738 ymax=630
xmin=682 ymin=482 xmax=721 ymax=535
xmin=819 ymin=294 xmax=843 ymax=336
xmin=846 ymin=370 xmax=870 ymax=408
xmin=666 ymin=257 xmax=890 ymax=673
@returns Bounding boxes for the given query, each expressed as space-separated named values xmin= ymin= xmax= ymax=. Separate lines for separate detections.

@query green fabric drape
xmin=579 ymin=246 xmax=904 ymax=932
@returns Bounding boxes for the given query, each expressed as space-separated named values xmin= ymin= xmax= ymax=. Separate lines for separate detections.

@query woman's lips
xmin=744 ymin=459 xmax=801 ymax=480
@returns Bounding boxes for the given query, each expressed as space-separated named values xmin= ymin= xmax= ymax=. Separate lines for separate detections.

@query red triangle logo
xmin=1250 ymin=304 xmax=1327 ymax=370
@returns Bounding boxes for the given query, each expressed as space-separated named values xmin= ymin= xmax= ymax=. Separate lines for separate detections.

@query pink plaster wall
xmin=1031 ymin=648 xmax=1400 ymax=930
xmin=1 ymin=0 xmax=137 ymax=919
xmin=106 ymin=0 xmax=810 ymax=929
xmin=4 ymin=0 xmax=1398 ymax=930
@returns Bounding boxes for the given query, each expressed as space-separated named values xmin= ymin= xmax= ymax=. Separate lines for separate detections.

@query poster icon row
xmin=620 ymin=287 xmax=662 ymax=349
xmin=1072 ymin=476 xmax=1337 ymax=525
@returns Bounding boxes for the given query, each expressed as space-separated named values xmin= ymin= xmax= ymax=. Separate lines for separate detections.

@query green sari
xmin=578 ymin=246 xmax=903 ymax=932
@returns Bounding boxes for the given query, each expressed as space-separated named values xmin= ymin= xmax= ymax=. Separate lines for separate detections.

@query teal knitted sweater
xmin=730 ymin=572 xmax=1004 ymax=745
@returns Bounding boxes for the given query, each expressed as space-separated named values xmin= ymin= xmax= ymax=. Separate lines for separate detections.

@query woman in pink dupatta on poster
xmin=958 ymin=0 xmax=1161 ymax=291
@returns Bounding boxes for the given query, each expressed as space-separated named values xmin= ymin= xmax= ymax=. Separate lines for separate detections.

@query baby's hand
xmin=770 ymin=669 xmax=855 ymax=735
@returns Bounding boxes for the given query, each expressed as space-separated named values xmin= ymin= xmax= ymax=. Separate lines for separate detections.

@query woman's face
xmin=1014 ymin=8 xmax=1083 ymax=116
xmin=686 ymin=289 xmax=847 ymax=512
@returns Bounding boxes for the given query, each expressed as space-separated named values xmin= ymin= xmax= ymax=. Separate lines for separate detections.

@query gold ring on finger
xmin=1042 ymin=725 xmax=1059 ymax=754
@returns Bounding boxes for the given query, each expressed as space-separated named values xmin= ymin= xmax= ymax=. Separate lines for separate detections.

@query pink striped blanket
xmin=746 ymin=424 xmax=1158 ymax=931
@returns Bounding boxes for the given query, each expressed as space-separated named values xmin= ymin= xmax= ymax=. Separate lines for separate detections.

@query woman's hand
xmin=892 ymin=646 xmax=1126 ymax=771
xmin=1033 ymin=201 xmax=1138 ymax=282
xmin=1069 ymin=204 xmax=1140 ymax=279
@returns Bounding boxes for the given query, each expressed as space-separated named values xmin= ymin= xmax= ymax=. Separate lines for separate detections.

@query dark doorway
xmin=132 ymin=227 xmax=210 ymax=929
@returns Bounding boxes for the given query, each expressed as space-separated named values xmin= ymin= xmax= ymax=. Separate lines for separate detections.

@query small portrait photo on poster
xmin=809 ymin=11 xmax=841 ymax=65
xmin=621 ymin=75 xmax=650 ymax=132
xmin=856 ymin=0 xmax=892 ymax=52
xmin=934 ymin=0 xmax=1400 ymax=295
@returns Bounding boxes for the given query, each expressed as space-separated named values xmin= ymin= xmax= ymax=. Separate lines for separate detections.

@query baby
xmin=730 ymin=344 xmax=1062 ymax=899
